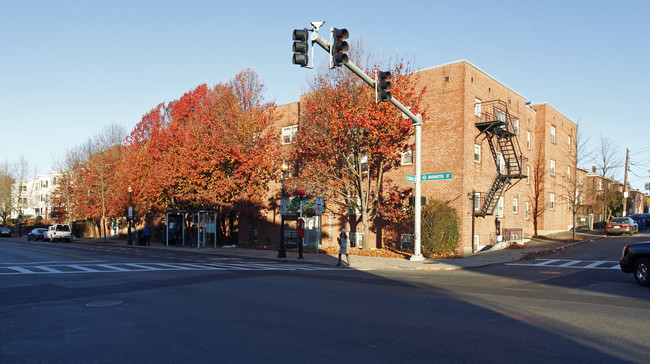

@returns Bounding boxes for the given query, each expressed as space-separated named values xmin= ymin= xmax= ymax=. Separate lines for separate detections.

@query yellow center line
xmin=0 ymin=243 xmax=102 ymax=261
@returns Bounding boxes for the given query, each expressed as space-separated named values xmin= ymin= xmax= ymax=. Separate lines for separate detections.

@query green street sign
xmin=422 ymin=172 xmax=452 ymax=181
xmin=406 ymin=173 xmax=452 ymax=182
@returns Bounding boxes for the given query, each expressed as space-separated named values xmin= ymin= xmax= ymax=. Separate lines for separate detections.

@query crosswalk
xmin=507 ymin=259 xmax=620 ymax=270
xmin=0 ymin=261 xmax=351 ymax=275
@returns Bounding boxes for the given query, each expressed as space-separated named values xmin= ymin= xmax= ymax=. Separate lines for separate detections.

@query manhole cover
xmin=86 ymin=300 xmax=123 ymax=308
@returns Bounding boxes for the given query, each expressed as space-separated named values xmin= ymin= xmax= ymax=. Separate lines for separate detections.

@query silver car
xmin=606 ymin=217 xmax=639 ymax=236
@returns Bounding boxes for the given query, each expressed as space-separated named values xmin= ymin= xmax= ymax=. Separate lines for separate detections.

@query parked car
xmin=620 ymin=242 xmax=650 ymax=286
xmin=46 ymin=224 xmax=72 ymax=242
xmin=630 ymin=213 xmax=650 ymax=231
xmin=0 ymin=226 xmax=11 ymax=237
xmin=606 ymin=217 xmax=638 ymax=235
xmin=27 ymin=228 xmax=48 ymax=241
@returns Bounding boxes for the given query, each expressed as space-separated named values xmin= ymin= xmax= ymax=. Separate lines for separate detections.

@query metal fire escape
xmin=474 ymin=100 xmax=527 ymax=217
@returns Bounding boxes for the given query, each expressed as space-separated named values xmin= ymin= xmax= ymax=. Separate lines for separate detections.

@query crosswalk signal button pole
xmin=330 ymin=28 xmax=349 ymax=68
xmin=292 ymin=28 xmax=309 ymax=67
xmin=376 ymin=71 xmax=392 ymax=103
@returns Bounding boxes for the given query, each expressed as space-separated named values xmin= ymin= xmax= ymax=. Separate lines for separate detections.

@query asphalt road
xmin=1 ymin=235 xmax=649 ymax=363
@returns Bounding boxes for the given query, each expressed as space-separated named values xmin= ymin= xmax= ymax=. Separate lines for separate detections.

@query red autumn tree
xmin=291 ymin=57 xmax=426 ymax=250
xmin=121 ymin=69 xmax=278 ymax=240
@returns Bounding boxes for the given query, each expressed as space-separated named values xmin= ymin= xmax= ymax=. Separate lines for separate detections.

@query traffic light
xmin=292 ymin=28 xmax=309 ymax=67
xmin=330 ymin=28 xmax=349 ymax=68
xmin=376 ymin=71 xmax=392 ymax=103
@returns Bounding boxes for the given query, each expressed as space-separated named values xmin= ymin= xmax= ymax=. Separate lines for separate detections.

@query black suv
xmin=620 ymin=242 xmax=650 ymax=286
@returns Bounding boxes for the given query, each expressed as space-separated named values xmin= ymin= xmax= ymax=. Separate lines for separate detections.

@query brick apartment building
xmin=243 ymin=60 xmax=633 ymax=254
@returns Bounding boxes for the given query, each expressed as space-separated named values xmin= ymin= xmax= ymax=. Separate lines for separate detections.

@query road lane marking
xmin=508 ymin=259 xmax=620 ymax=270
xmin=0 ymin=243 xmax=102 ymax=261
xmin=0 ymin=261 xmax=354 ymax=275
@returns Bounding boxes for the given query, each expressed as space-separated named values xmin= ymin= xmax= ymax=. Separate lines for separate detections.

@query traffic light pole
xmin=310 ymin=32 xmax=424 ymax=261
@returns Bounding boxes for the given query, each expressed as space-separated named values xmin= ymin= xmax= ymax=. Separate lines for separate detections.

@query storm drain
xmin=86 ymin=300 xmax=123 ymax=308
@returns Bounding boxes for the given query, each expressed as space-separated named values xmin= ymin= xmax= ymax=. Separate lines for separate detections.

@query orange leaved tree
xmin=291 ymin=57 xmax=425 ymax=250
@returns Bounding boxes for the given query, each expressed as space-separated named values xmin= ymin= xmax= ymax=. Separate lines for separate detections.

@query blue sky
xmin=1 ymin=0 xmax=649 ymax=190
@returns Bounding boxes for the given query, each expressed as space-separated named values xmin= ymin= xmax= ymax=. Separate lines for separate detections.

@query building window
xmin=513 ymin=118 xmax=519 ymax=135
xmin=550 ymin=160 xmax=556 ymax=176
xmin=526 ymin=131 xmax=531 ymax=150
xmin=401 ymin=150 xmax=413 ymax=165
xmin=526 ymin=166 xmax=530 ymax=184
xmin=497 ymin=152 xmax=505 ymax=174
xmin=550 ymin=193 xmax=555 ymax=210
xmin=580 ymin=173 xmax=584 ymax=184
xmin=496 ymin=197 xmax=504 ymax=217
xmin=474 ymin=235 xmax=479 ymax=247
xmin=567 ymin=166 xmax=571 ymax=180
xmin=474 ymin=144 xmax=481 ymax=163
xmin=281 ymin=125 xmax=298 ymax=144
xmin=525 ymin=202 xmax=530 ymax=220
xmin=551 ymin=125 xmax=556 ymax=144
xmin=474 ymin=98 xmax=481 ymax=117
xmin=496 ymin=109 xmax=505 ymax=122
xmin=513 ymin=197 xmax=518 ymax=214
xmin=474 ymin=192 xmax=481 ymax=211
xmin=567 ymin=196 xmax=571 ymax=211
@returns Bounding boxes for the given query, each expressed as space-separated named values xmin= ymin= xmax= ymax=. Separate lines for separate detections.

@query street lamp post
xmin=278 ymin=162 xmax=288 ymax=258
xmin=127 ymin=185 xmax=133 ymax=246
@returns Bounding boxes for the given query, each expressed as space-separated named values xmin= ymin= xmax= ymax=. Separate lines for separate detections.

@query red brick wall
xmin=246 ymin=61 xmax=579 ymax=253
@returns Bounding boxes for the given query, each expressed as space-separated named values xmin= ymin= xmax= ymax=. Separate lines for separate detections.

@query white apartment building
xmin=11 ymin=172 xmax=60 ymax=220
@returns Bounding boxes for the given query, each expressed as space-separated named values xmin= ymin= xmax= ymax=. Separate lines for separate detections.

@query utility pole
xmin=623 ymin=148 xmax=630 ymax=216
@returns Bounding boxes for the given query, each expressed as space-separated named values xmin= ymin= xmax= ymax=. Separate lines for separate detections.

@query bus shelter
xmin=165 ymin=209 xmax=218 ymax=248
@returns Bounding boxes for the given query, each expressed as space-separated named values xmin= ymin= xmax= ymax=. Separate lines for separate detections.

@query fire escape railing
xmin=474 ymin=100 xmax=527 ymax=217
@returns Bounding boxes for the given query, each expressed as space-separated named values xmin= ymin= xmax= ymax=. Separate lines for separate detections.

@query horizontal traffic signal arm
xmin=309 ymin=31 xmax=421 ymax=126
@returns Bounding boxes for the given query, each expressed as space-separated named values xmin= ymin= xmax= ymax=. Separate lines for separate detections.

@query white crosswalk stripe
xmin=507 ymin=259 xmax=620 ymax=270
xmin=0 ymin=261 xmax=351 ymax=275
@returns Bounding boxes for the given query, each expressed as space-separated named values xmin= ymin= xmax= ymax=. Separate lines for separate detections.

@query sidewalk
xmin=74 ymin=230 xmax=605 ymax=271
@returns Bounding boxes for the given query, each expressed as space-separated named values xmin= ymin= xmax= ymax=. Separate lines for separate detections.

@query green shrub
xmin=421 ymin=199 xmax=459 ymax=256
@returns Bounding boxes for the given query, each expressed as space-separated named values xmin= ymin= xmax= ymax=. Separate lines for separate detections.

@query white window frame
xmin=281 ymin=125 xmax=298 ymax=144
xmin=496 ymin=109 xmax=505 ymax=122
xmin=550 ymin=160 xmax=556 ymax=176
xmin=551 ymin=125 xmax=556 ymax=144
xmin=526 ymin=166 xmax=530 ymax=184
xmin=513 ymin=118 xmax=519 ymax=135
xmin=496 ymin=196 xmax=504 ymax=217
xmin=513 ymin=197 xmax=518 ymax=214
xmin=474 ymin=192 xmax=481 ymax=212
xmin=550 ymin=193 xmax=555 ymax=210
xmin=474 ymin=98 xmax=482 ymax=117
xmin=526 ymin=131 xmax=531 ymax=150
xmin=567 ymin=166 xmax=571 ymax=180
xmin=474 ymin=144 xmax=481 ymax=163
xmin=580 ymin=173 xmax=584 ymax=184
xmin=497 ymin=152 xmax=505 ymax=174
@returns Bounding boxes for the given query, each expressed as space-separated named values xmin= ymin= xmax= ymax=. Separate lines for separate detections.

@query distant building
xmin=11 ymin=172 xmax=60 ymax=222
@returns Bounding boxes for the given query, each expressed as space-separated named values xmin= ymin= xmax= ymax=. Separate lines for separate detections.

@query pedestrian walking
xmin=143 ymin=225 xmax=151 ymax=246
xmin=337 ymin=228 xmax=350 ymax=266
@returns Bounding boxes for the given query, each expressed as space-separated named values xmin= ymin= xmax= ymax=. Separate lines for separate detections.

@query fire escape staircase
xmin=474 ymin=100 xmax=527 ymax=217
